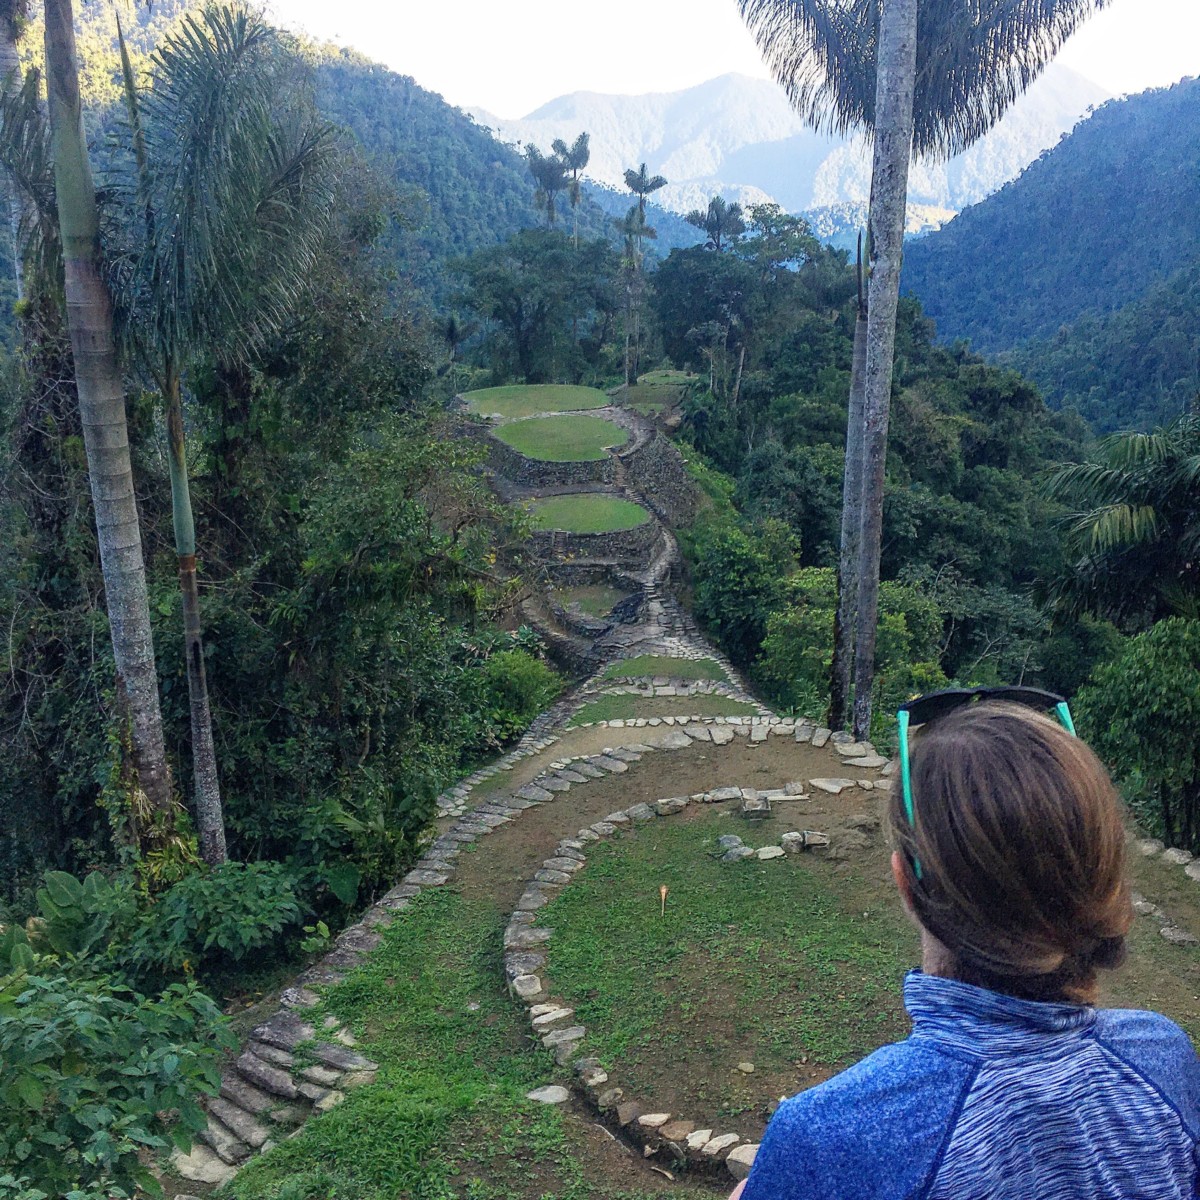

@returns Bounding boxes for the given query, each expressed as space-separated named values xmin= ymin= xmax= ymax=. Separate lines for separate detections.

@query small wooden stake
xmin=659 ymin=885 xmax=668 ymax=917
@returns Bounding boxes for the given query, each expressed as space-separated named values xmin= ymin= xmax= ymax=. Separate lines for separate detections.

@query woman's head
xmin=888 ymin=700 xmax=1133 ymax=1004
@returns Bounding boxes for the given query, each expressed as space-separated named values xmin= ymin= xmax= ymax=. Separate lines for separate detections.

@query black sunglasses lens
xmin=901 ymin=686 xmax=1066 ymax=729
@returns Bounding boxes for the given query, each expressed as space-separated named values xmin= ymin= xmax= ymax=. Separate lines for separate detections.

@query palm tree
xmin=113 ymin=7 xmax=338 ymax=864
xmin=43 ymin=0 xmax=175 ymax=824
xmin=0 ymin=0 xmax=27 ymax=299
xmin=739 ymin=0 xmax=1113 ymax=738
xmin=525 ymin=144 xmax=567 ymax=227
xmin=552 ymin=131 xmax=590 ymax=248
xmin=1044 ymin=412 xmax=1200 ymax=623
xmin=829 ymin=230 xmax=868 ymax=731
xmin=685 ymin=195 xmax=746 ymax=252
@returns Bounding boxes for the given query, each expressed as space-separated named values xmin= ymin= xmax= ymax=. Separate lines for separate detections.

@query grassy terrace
xmin=227 ymin=889 xmax=705 ymax=1200
xmin=462 ymin=384 xmax=610 ymax=421
xmin=567 ymin=693 xmax=757 ymax=726
xmin=495 ymin=414 xmax=629 ymax=462
xmin=540 ymin=811 xmax=916 ymax=1129
xmin=553 ymin=583 xmax=631 ymax=617
xmin=528 ymin=494 xmax=649 ymax=534
xmin=602 ymin=654 xmax=729 ymax=682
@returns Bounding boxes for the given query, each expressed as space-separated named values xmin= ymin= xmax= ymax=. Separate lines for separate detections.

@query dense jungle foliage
xmin=903 ymin=76 xmax=1200 ymax=432
xmin=2 ymin=3 xmax=1200 ymax=1192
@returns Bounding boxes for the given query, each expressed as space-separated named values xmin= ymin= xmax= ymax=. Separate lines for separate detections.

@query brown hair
xmin=889 ymin=701 xmax=1133 ymax=1004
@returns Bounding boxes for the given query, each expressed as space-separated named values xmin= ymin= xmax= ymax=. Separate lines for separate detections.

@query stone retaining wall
xmin=528 ymin=517 xmax=658 ymax=565
xmin=618 ymin=433 xmax=700 ymax=528
xmin=488 ymin=435 xmax=615 ymax=489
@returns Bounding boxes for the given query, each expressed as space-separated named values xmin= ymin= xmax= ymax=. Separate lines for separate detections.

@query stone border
xmin=503 ymin=788 xmax=865 ymax=1183
xmin=1131 ymin=839 xmax=1200 ymax=946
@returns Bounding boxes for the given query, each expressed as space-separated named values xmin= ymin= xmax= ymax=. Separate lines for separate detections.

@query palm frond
xmin=737 ymin=0 xmax=1113 ymax=159
xmin=0 ymin=67 xmax=61 ymax=298
xmin=1074 ymin=503 xmax=1160 ymax=554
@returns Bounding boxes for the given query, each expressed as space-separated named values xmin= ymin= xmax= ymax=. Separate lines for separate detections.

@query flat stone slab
xmin=722 ymin=846 xmax=755 ymax=862
xmin=1163 ymin=848 xmax=1194 ymax=865
xmin=711 ymin=726 xmax=735 ymax=745
xmin=653 ymin=730 xmax=694 ymax=750
xmin=517 ymin=785 xmax=555 ymax=802
xmin=756 ymin=846 xmax=785 ymax=860
xmin=538 ymin=776 xmax=574 ymax=793
xmin=626 ymin=803 xmax=657 ymax=821
xmin=702 ymin=1133 xmax=742 ymax=1158
xmin=834 ymin=742 xmax=871 ymax=758
xmin=592 ymin=755 xmax=629 ymax=773
xmin=512 ymin=974 xmax=545 ymax=1000
xmin=709 ymin=786 xmax=742 ymax=802
xmin=1137 ymin=839 xmax=1165 ymax=856
xmin=172 ymin=1145 xmax=237 ymax=1185
xmin=811 ymin=728 xmax=832 ymax=748
xmin=727 ymin=1143 xmax=760 ymax=1180
xmin=844 ymin=754 xmax=888 ymax=770
xmin=542 ymin=1025 xmax=586 ymax=1047
xmin=686 ymin=1128 xmax=714 ymax=1150
xmin=810 ymin=778 xmax=858 ymax=794
xmin=526 ymin=1085 xmax=570 ymax=1104
xmin=1161 ymin=925 xmax=1200 ymax=945
xmin=543 ymin=856 xmax=585 ymax=872
xmin=683 ymin=724 xmax=711 ymax=741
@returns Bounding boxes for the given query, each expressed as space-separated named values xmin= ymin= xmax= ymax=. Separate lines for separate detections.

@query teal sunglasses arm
xmin=897 ymin=709 xmax=923 ymax=881
xmin=1055 ymin=701 xmax=1077 ymax=736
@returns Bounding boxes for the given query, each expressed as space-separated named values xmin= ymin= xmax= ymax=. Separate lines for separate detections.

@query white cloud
xmin=269 ymin=0 xmax=1197 ymax=116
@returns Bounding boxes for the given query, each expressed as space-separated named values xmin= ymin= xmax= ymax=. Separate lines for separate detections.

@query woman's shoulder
xmin=1093 ymin=1006 xmax=1200 ymax=1126
xmin=742 ymin=1040 xmax=978 ymax=1200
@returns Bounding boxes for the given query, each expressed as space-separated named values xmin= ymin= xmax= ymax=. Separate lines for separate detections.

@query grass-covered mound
xmin=602 ymin=655 xmax=728 ymax=682
xmin=462 ymin=384 xmax=610 ymax=421
xmin=540 ymin=810 xmax=917 ymax=1127
xmin=527 ymin=494 xmax=649 ymax=534
xmin=567 ymin=694 xmax=757 ymax=726
xmin=496 ymin=414 xmax=628 ymax=461
xmin=226 ymin=888 xmax=710 ymax=1200
xmin=553 ymin=584 xmax=630 ymax=617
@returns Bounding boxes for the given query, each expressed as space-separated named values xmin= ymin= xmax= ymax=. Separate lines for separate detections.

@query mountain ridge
xmin=469 ymin=66 xmax=1110 ymax=222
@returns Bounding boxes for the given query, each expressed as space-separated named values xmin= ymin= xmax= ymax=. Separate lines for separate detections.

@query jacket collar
xmin=904 ymin=969 xmax=1096 ymax=1056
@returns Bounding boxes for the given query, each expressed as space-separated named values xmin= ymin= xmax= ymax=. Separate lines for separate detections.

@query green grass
xmin=227 ymin=890 xmax=705 ymax=1200
xmin=554 ymin=584 xmax=630 ymax=618
xmin=528 ymin=494 xmax=649 ymax=534
xmin=602 ymin=655 xmax=728 ymax=682
xmin=462 ymin=385 xmax=609 ymax=421
xmin=540 ymin=814 xmax=917 ymax=1118
xmin=567 ymin=693 xmax=756 ymax=726
xmin=494 ymin=415 xmax=628 ymax=462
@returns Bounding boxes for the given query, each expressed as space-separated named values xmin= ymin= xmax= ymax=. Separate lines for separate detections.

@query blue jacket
xmin=741 ymin=971 xmax=1200 ymax=1199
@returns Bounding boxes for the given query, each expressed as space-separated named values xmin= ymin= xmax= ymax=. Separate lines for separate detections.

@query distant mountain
xmin=470 ymin=67 xmax=1109 ymax=225
xmin=903 ymin=77 xmax=1200 ymax=432
xmin=311 ymin=51 xmax=698 ymax=299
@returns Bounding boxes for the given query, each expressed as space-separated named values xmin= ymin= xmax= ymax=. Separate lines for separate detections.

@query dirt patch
xmin=450 ymin=737 xmax=888 ymax=912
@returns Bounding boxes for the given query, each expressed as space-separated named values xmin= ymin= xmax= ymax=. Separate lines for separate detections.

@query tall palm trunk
xmin=164 ymin=364 xmax=226 ymax=864
xmin=830 ymin=241 xmax=868 ymax=730
xmin=851 ymin=0 xmax=918 ymax=742
xmin=44 ymin=0 xmax=174 ymax=819
xmin=0 ymin=6 xmax=24 ymax=300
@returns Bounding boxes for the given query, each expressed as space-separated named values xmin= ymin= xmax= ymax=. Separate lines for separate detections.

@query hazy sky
xmin=269 ymin=0 xmax=1199 ymax=118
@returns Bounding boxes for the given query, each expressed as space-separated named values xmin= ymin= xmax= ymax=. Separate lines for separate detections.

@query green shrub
xmin=468 ymin=648 xmax=561 ymax=749
xmin=755 ymin=567 xmax=947 ymax=740
xmin=120 ymin=861 xmax=306 ymax=978
xmin=0 ymin=971 xmax=233 ymax=1199
xmin=1076 ymin=618 xmax=1200 ymax=850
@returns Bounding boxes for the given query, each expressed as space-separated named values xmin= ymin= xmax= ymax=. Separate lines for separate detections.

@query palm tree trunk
xmin=0 ymin=9 xmax=24 ymax=301
xmin=851 ymin=0 xmax=918 ymax=742
xmin=165 ymin=366 xmax=226 ymax=865
xmin=44 ymin=0 xmax=174 ymax=821
xmin=830 ymin=306 xmax=867 ymax=731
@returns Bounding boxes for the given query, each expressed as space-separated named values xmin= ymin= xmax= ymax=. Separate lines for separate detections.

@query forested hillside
xmin=1001 ymin=258 xmax=1200 ymax=431
xmin=903 ymin=77 xmax=1200 ymax=357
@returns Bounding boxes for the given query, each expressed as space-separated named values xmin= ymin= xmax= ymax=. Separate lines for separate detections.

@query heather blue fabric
xmin=740 ymin=971 xmax=1200 ymax=1200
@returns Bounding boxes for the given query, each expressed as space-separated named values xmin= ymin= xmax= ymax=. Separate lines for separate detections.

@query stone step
xmin=236 ymin=1050 xmax=300 ymax=1101
xmin=219 ymin=1073 xmax=279 ymax=1115
xmin=207 ymin=1096 xmax=272 ymax=1149
xmin=197 ymin=1114 xmax=252 ymax=1165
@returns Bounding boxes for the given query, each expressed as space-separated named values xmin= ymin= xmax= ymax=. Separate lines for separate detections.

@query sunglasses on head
xmin=896 ymin=686 xmax=1077 ymax=881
